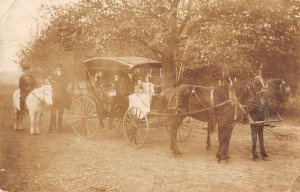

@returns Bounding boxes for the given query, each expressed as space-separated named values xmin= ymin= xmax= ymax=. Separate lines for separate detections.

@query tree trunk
xmin=161 ymin=45 xmax=177 ymax=90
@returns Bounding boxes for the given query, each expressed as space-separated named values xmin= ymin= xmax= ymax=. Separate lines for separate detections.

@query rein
xmin=30 ymin=88 xmax=47 ymax=103
xmin=163 ymin=77 xmax=268 ymax=124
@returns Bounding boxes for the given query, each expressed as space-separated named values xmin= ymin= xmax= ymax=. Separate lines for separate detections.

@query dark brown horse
xmin=176 ymin=65 xmax=232 ymax=150
xmin=160 ymin=70 xmax=270 ymax=162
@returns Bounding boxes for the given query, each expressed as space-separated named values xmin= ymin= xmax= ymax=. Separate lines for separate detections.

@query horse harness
xmin=30 ymin=88 xmax=49 ymax=103
xmin=165 ymin=75 xmax=268 ymax=124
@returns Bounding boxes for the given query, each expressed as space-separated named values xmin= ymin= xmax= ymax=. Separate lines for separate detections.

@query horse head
xmin=266 ymin=79 xmax=291 ymax=112
xmin=231 ymin=74 xmax=271 ymax=121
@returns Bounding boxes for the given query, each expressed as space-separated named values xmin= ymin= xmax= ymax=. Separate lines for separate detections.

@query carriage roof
xmin=83 ymin=57 xmax=162 ymax=71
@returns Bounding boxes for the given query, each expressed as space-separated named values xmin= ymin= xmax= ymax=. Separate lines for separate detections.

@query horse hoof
xmin=261 ymin=153 xmax=269 ymax=158
xmin=218 ymin=159 xmax=227 ymax=163
xmin=172 ymin=150 xmax=183 ymax=156
xmin=262 ymin=156 xmax=270 ymax=161
xmin=206 ymin=146 xmax=212 ymax=151
xmin=217 ymin=154 xmax=230 ymax=163
xmin=252 ymin=156 xmax=259 ymax=161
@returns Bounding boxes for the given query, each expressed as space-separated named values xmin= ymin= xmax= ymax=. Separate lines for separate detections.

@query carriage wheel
xmin=166 ymin=115 xmax=192 ymax=142
xmin=177 ymin=116 xmax=192 ymax=142
xmin=122 ymin=107 xmax=149 ymax=149
xmin=70 ymin=95 xmax=99 ymax=139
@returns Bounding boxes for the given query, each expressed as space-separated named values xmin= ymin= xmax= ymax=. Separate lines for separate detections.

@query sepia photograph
xmin=0 ymin=0 xmax=300 ymax=191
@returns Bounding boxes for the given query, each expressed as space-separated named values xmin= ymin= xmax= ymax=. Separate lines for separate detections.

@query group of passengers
xmin=93 ymin=71 xmax=155 ymax=117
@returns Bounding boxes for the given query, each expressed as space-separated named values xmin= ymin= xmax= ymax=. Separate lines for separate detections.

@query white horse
xmin=12 ymin=85 xmax=53 ymax=134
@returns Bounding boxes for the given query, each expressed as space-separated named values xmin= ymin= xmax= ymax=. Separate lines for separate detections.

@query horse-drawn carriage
xmin=68 ymin=57 xmax=192 ymax=148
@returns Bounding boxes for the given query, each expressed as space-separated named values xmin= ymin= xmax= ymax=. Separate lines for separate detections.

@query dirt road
xmin=1 ymin=88 xmax=300 ymax=192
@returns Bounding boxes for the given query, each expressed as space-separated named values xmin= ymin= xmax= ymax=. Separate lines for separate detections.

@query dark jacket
xmin=19 ymin=74 xmax=38 ymax=91
xmin=48 ymin=71 xmax=66 ymax=87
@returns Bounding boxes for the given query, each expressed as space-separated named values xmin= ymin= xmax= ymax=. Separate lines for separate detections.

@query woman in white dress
xmin=129 ymin=77 xmax=151 ymax=118
xmin=142 ymin=75 xmax=155 ymax=96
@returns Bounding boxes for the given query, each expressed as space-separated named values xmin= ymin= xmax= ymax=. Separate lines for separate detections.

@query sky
xmin=0 ymin=0 xmax=77 ymax=73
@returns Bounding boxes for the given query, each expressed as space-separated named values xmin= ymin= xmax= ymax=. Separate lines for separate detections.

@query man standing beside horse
xmin=48 ymin=64 xmax=71 ymax=132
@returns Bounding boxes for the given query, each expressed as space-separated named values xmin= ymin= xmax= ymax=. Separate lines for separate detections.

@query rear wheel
xmin=166 ymin=111 xmax=192 ymax=142
xmin=69 ymin=95 xmax=99 ymax=139
xmin=123 ymin=107 xmax=149 ymax=148
xmin=176 ymin=116 xmax=192 ymax=142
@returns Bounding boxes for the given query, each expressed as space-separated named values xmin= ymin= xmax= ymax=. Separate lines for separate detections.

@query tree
xmin=18 ymin=0 xmax=300 ymax=89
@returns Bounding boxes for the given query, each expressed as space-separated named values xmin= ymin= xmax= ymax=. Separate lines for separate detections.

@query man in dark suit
xmin=48 ymin=64 xmax=65 ymax=86
xmin=19 ymin=66 xmax=38 ymax=113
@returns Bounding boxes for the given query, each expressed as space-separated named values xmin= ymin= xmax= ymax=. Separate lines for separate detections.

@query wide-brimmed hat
xmin=22 ymin=65 xmax=31 ymax=70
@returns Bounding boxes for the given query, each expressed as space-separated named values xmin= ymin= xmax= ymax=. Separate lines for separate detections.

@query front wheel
xmin=122 ymin=107 xmax=149 ymax=149
xmin=69 ymin=95 xmax=99 ymax=139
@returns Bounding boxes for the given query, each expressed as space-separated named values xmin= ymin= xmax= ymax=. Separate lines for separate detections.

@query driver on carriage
xmin=19 ymin=65 xmax=38 ymax=114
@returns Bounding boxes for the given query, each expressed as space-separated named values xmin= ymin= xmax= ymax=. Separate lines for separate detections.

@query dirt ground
xmin=1 ymin=87 xmax=300 ymax=192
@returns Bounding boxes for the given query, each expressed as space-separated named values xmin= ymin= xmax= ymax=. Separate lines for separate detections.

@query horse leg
xmin=251 ymin=125 xmax=259 ymax=160
xmin=258 ymin=126 xmax=269 ymax=160
xmin=49 ymin=107 xmax=55 ymax=132
xmin=216 ymin=118 xmax=234 ymax=162
xmin=58 ymin=108 xmax=63 ymax=130
xmin=14 ymin=110 xmax=19 ymax=130
xmin=18 ymin=111 xmax=25 ymax=130
xmin=206 ymin=123 xmax=211 ymax=150
xmin=206 ymin=115 xmax=213 ymax=150
xmin=36 ymin=112 xmax=42 ymax=134
xmin=97 ymin=105 xmax=104 ymax=128
xmin=29 ymin=112 xmax=35 ymax=135
xmin=170 ymin=116 xmax=183 ymax=156
xmin=108 ymin=104 xmax=114 ymax=129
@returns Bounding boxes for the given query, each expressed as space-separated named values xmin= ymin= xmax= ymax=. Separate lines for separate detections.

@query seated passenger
xmin=134 ymin=79 xmax=145 ymax=94
xmin=129 ymin=78 xmax=151 ymax=118
xmin=143 ymin=75 xmax=155 ymax=96
xmin=94 ymin=71 xmax=104 ymax=87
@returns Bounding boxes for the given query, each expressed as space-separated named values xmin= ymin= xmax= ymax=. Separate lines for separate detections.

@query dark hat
xmin=22 ymin=65 xmax=31 ymax=70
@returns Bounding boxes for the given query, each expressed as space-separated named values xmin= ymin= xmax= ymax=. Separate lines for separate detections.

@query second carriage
xmin=69 ymin=57 xmax=192 ymax=148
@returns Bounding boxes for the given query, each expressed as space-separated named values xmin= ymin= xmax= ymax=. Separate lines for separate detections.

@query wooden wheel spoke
xmin=127 ymin=111 xmax=135 ymax=122
xmin=73 ymin=119 xmax=82 ymax=127
xmin=137 ymin=131 xmax=145 ymax=142
xmin=85 ymin=122 xmax=91 ymax=136
xmin=78 ymin=100 xmax=84 ymax=112
xmin=86 ymin=105 xmax=95 ymax=115
xmin=123 ymin=107 xmax=148 ymax=148
xmin=74 ymin=120 xmax=84 ymax=130
xmin=80 ymin=121 xmax=86 ymax=136
xmin=85 ymin=100 xmax=93 ymax=114
xmin=71 ymin=96 xmax=99 ymax=139
xmin=130 ymin=128 xmax=137 ymax=143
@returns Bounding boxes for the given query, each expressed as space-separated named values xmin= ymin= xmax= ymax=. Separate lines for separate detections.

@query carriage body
xmin=69 ymin=57 xmax=192 ymax=147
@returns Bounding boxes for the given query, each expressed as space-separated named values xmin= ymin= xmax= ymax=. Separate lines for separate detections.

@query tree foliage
xmin=18 ymin=0 xmax=300 ymax=89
